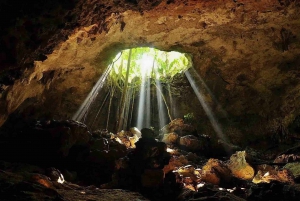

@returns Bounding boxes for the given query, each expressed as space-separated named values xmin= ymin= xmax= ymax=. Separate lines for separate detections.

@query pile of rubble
xmin=1 ymin=118 xmax=300 ymax=200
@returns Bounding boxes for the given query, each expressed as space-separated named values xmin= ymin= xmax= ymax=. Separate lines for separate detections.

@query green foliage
xmin=107 ymin=47 xmax=190 ymax=92
xmin=184 ymin=112 xmax=195 ymax=124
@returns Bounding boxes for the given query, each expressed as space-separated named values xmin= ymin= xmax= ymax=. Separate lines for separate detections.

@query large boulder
xmin=179 ymin=135 xmax=202 ymax=151
xmin=160 ymin=119 xmax=196 ymax=136
xmin=36 ymin=119 xmax=91 ymax=157
xmin=0 ymin=119 xmax=92 ymax=164
xmin=162 ymin=132 xmax=179 ymax=144
xmin=227 ymin=151 xmax=255 ymax=180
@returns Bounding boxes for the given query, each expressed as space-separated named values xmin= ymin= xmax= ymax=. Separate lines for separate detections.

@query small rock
xmin=130 ymin=127 xmax=142 ymax=138
xmin=252 ymin=165 xmax=294 ymax=184
xmin=160 ymin=118 xmax=196 ymax=136
xmin=162 ymin=132 xmax=178 ymax=144
xmin=183 ymin=177 xmax=193 ymax=185
xmin=163 ymin=155 xmax=189 ymax=174
xmin=29 ymin=173 xmax=54 ymax=188
xmin=179 ymin=135 xmax=202 ymax=151
xmin=176 ymin=165 xmax=199 ymax=183
xmin=45 ymin=167 xmax=64 ymax=182
xmin=274 ymin=154 xmax=300 ymax=163
xmin=201 ymin=159 xmax=231 ymax=185
xmin=129 ymin=134 xmax=139 ymax=148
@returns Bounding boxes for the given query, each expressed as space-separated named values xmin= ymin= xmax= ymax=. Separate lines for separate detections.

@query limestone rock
xmin=115 ymin=129 xmax=140 ymax=148
xmin=46 ymin=167 xmax=64 ymax=183
xmin=116 ymin=130 xmax=129 ymax=138
xmin=163 ymin=155 xmax=189 ymax=174
xmin=129 ymin=134 xmax=139 ymax=148
xmin=201 ymin=159 xmax=231 ymax=185
xmin=130 ymin=127 xmax=142 ymax=138
xmin=252 ymin=164 xmax=294 ymax=184
xmin=176 ymin=165 xmax=200 ymax=183
xmin=29 ymin=173 xmax=54 ymax=189
xmin=38 ymin=120 xmax=91 ymax=157
xmin=284 ymin=162 xmax=300 ymax=180
xmin=108 ymin=134 xmax=171 ymax=191
xmin=179 ymin=135 xmax=202 ymax=151
xmin=0 ymin=119 xmax=92 ymax=161
xmin=227 ymin=151 xmax=254 ymax=180
xmin=162 ymin=132 xmax=178 ymax=144
xmin=274 ymin=154 xmax=300 ymax=163
xmin=64 ymin=120 xmax=91 ymax=146
xmin=161 ymin=118 xmax=196 ymax=136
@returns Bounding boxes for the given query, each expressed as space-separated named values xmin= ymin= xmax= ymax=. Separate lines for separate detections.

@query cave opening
xmin=73 ymin=47 xmax=194 ymax=133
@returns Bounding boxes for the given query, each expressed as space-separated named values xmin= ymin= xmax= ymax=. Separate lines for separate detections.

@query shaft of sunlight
xmin=72 ymin=65 xmax=112 ymax=121
xmin=167 ymin=83 xmax=175 ymax=118
xmin=136 ymin=73 xmax=146 ymax=130
xmin=156 ymin=78 xmax=167 ymax=130
xmin=185 ymin=70 xmax=228 ymax=141
xmin=189 ymin=68 xmax=228 ymax=118
xmin=145 ymin=78 xmax=151 ymax=128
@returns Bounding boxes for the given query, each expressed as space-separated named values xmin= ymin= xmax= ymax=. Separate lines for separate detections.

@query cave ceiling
xmin=0 ymin=0 xmax=300 ymax=140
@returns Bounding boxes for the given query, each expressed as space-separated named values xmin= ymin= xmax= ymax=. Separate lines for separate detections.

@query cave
xmin=1 ymin=0 xmax=300 ymax=200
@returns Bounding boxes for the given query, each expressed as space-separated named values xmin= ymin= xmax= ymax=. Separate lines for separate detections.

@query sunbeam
xmin=73 ymin=47 xmax=190 ymax=131
xmin=188 ymin=68 xmax=228 ymax=118
xmin=145 ymin=77 xmax=151 ymax=128
xmin=136 ymin=73 xmax=147 ymax=130
xmin=185 ymin=70 xmax=228 ymax=142
xmin=167 ymin=83 xmax=175 ymax=118
xmin=155 ymin=75 xmax=167 ymax=130
xmin=154 ymin=66 xmax=167 ymax=128
xmin=72 ymin=65 xmax=113 ymax=121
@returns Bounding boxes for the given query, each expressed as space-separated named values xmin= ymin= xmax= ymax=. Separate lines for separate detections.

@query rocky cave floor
xmin=0 ymin=119 xmax=300 ymax=201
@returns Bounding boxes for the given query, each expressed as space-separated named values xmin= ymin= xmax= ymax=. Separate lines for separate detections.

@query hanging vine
xmin=106 ymin=47 xmax=190 ymax=132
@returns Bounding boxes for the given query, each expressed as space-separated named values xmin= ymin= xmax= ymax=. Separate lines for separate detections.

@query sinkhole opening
xmin=73 ymin=47 xmax=192 ymax=132
xmin=108 ymin=47 xmax=191 ymax=86
xmin=108 ymin=47 xmax=191 ymax=131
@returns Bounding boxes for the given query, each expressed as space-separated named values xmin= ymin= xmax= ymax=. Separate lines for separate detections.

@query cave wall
xmin=1 ymin=0 xmax=300 ymax=145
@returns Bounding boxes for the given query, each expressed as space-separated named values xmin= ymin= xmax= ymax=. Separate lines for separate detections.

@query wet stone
xmin=227 ymin=151 xmax=254 ymax=180
xmin=179 ymin=135 xmax=202 ymax=151
xmin=162 ymin=132 xmax=179 ymax=144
